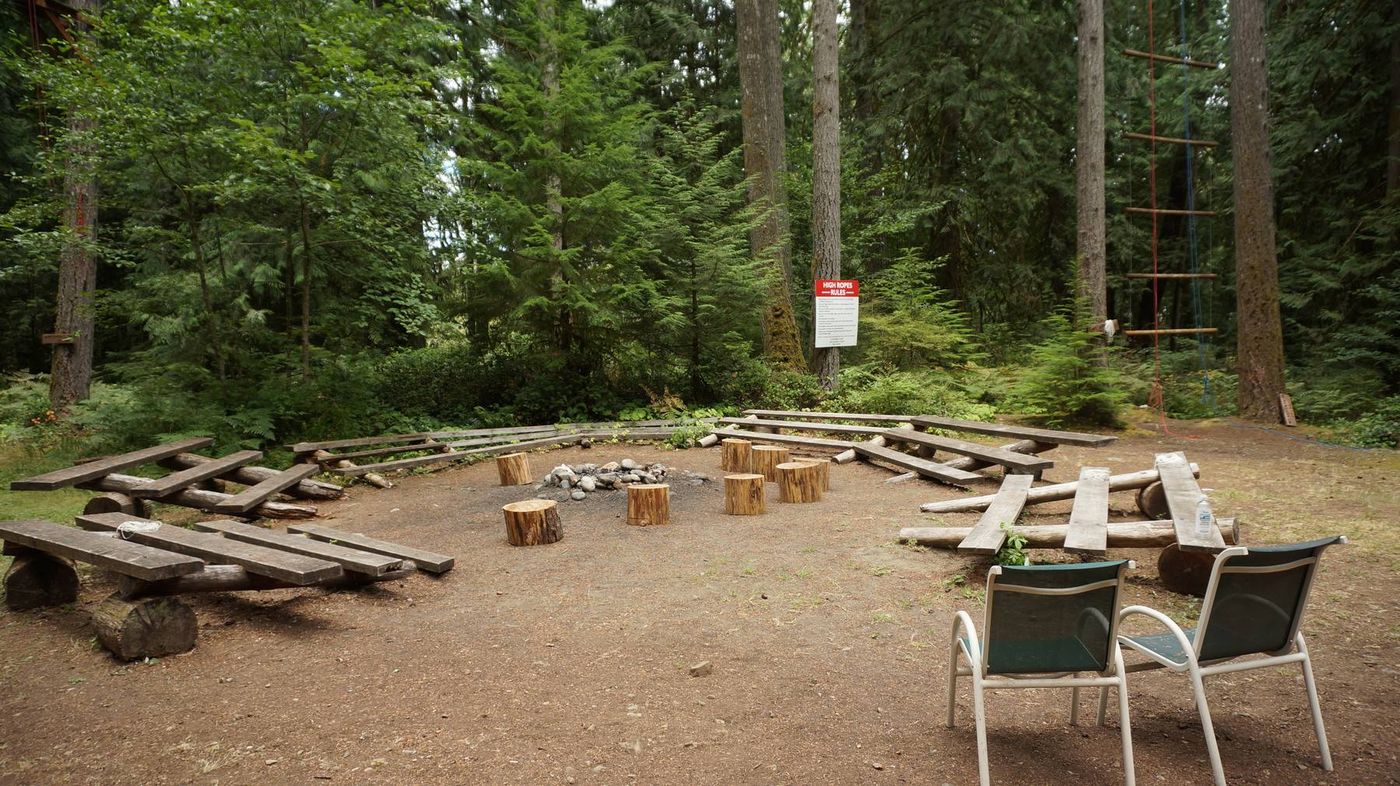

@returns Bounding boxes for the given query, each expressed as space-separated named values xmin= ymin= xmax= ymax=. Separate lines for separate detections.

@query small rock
xmin=571 ymin=490 xmax=586 ymax=501
xmin=600 ymin=462 xmax=620 ymax=472
xmin=579 ymin=476 xmax=597 ymax=492
xmin=689 ymin=661 xmax=713 ymax=677
xmin=265 ymin=759 xmax=279 ymax=766
xmin=621 ymin=458 xmax=637 ymax=470
xmin=638 ymin=473 xmax=655 ymax=483
xmin=870 ymin=762 xmax=884 ymax=770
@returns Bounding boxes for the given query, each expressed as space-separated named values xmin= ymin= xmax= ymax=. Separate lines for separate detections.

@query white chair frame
xmin=948 ymin=563 xmax=1136 ymax=786
xmin=1118 ymin=540 xmax=1343 ymax=786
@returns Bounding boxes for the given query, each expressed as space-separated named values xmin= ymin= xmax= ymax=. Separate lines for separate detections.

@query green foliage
xmin=1007 ymin=298 xmax=1128 ymax=428
xmin=833 ymin=366 xmax=996 ymax=421
xmin=853 ymin=250 xmax=983 ymax=371
xmin=994 ymin=524 xmax=1031 ymax=567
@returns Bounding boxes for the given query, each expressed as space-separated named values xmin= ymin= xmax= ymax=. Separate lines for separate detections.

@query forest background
xmin=0 ymin=0 xmax=1396 ymax=464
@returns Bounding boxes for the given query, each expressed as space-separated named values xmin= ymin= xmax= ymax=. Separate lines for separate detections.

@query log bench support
xmin=2 ymin=547 xmax=79 ymax=611
xmin=91 ymin=594 xmax=197 ymax=660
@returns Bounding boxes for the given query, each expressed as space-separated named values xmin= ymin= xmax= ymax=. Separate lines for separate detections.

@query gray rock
xmin=552 ymin=464 xmax=572 ymax=477
xmin=688 ymin=661 xmax=713 ymax=677
xmin=620 ymin=459 xmax=637 ymax=470
xmin=621 ymin=474 xmax=639 ymax=483
xmin=597 ymin=473 xmax=619 ymax=485
xmin=638 ymin=472 xmax=655 ymax=483
xmin=579 ymin=476 xmax=597 ymax=492
xmin=571 ymin=490 xmax=586 ymax=501
xmin=600 ymin=462 xmax=620 ymax=472
xmin=559 ymin=478 xmax=571 ymax=490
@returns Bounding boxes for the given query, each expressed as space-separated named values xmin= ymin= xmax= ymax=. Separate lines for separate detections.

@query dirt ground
xmin=1 ymin=418 xmax=1397 ymax=785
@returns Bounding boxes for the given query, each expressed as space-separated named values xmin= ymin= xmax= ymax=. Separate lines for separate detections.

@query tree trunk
xmin=750 ymin=444 xmax=790 ymax=482
xmin=1075 ymin=0 xmax=1107 ymax=324
xmin=298 ymin=199 xmax=314 ymax=381
xmin=1389 ymin=0 xmax=1400 ymax=197
xmin=811 ymin=0 xmax=842 ymax=390
xmin=495 ymin=452 xmax=532 ymax=486
xmin=720 ymin=438 xmax=753 ymax=473
xmin=91 ymin=594 xmax=197 ymax=660
xmin=736 ymin=0 xmax=805 ymax=370
xmin=1230 ymin=0 xmax=1287 ymax=420
xmin=49 ymin=0 xmax=101 ymax=412
xmin=3 ymin=550 xmax=79 ymax=611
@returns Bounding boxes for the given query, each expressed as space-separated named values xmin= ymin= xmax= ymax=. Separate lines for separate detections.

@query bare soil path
xmin=1 ymin=419 xmax=1397 ymax=785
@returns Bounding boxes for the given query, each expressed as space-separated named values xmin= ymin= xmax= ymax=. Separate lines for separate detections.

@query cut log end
xmin=777 ymin=462 xmax=823 ymax=503
xmin=751 ymin=446 xmax=790 ymax=482
xmin=626 ymin=484 xmax=671 ymax=526
xmin=3 ymin=550 xmax=80 ymax=611
xmin=83 ymin=492 xmax=151 ymax=518
xmin=91 ymin=594 xmax=197 ymax=660
xmin=720 ymin=438 xmax=753 ymax=473
xmin=1136 ymin=481 xmax=1169 ymax=519
xmin=723 ymin=474 xmax=766 ymax=515
xmin=502 ymin=499 xmax=564 ymax=546
xmin=495 ymin=452 xmax=532 ymax=486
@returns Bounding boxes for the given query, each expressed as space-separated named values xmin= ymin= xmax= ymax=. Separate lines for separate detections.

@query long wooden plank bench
xmin=715 ymin=417 xmax=890 ymax=437
xmin=0 ymin=519 xmax=204 ymax=583
xmin=1063 ymin=467 xmax=1111 ymax=555
xmin=287 ymin=523 xmax=454 ymax=574
xmin=741 ymin=409 xmax=913 ymax=423
xmin=10 ymin=437 xmax=215 ymax=491
xmin=76 ymin=513 xmax=342 ymax=585
xmin=957 ymin=474 xmax=1034 ymax=554
xmin=909 ymin=415 xmax=1116 ymax=447
xmin=707 ymin=428 xmax=856 ymax=451
xmin=210 ymin=464 xmax=321 ymax=514
xmin=192 ymin=519 xmax=402 ymax=576
xmin=1156 ymin=452 xmax=1226 ymax=552
xmin=130 ymin=449 xmax=263 ymax=499
xmin=882 ymin=428 xmax=1054 ymax=475
xmin=853 ymin=442 xmax=983 ymax=486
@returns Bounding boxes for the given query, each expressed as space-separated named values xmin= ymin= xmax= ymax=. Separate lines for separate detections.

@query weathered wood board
xmin=883 ymin=429 xmax=1053 ymax=474
xmin=853 ymin=442 xmax=983 ymax=486
xmin=286 ymin=523 xmax=454 ymax=574
xmin=909 ymin=415 xmax=1116 ymax=447
xmin=76 ymin=513 xmax=341 ymax=585
xmin=1063 ymin=467 xmax=1111 ymax=555
xmin=1155 ymin=452 xmax=1226 ymax=552
xmin=715 ymin=417 xmax=889 ymax=437
xmin=0 ymin=519 xmax=203 ymax=581
xmin=192 ymin=519 xmax=402 ymax=575
xmin=131 ymin=450 xmax=263 ymax=499
xmin=210 ymin=464 xmax=321 ymax=514
xmin=957 ymin=474 xmax=1035 ymax=554
xmin=920 ymin=464 xmax=1199 ymax=513
xmin=10 ymin=437 xmax=215 ymax=491
xmin=709 ymin=428 xmax=855 ymax=451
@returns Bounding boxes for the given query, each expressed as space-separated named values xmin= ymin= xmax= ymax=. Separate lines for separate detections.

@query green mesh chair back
xmin=1196 ymin=536 xmax=1342 ymax=663
xmin=983 ymin=560 xmax=1129 ymax=675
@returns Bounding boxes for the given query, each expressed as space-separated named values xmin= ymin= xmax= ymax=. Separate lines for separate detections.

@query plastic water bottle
xmin=1195 ymin=494 xmax=1214 ymax=538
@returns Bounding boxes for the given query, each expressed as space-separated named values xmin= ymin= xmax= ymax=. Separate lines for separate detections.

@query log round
xmin=495 ymin=452 xmax=532 ymax=486
xmin=626 ymin=484 xmax=671 ymax=526
xmin=799 ymin=458 xmax=831 ymax=491
xmin=1157 ymin=545 xmax=1217 ymax=596
xmin=723 ymin=474 xmax=766 ymax=515
xmin=720 ymin=439 xmax=753 ymax=473
xmin=777 ymin=462 xmax=823 ymax=503
xmin=751 ymin=446 xmax=790 ymax=482
xmin=3 ymin=550 xmax=80 ymax=611
xmin=83 ymin=492 xmax=151 ymax=518
xmin=502 ymin=499 xmax=564 ymax=546
xmin=1136 ymin=482 xmax=1170 ymax=520
xmin=91 ymin=593 xmax=198 ymax=660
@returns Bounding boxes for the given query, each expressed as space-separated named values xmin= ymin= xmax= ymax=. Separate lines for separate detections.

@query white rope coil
xmin=117 ymin=520 xmax=162 ymax=539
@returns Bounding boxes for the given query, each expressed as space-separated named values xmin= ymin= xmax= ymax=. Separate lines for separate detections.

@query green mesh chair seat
xmin=1122 ymin=629 xmax=1198 ymax=665
xmin=984 ymin=560 xmax=1128 ymax=675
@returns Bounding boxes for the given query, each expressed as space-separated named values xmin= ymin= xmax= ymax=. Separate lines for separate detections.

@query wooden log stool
xmin=92 ymin=594 xmax=197 ymax=660
xmin=724 ymin=474 xmax=766 ymax=515
xmin=502 ymin=499 xmax=564 ymax=546
xmin=720 ymin=438 xmax=753 ymax=473
xmin=496 ymin=452 xmax=533 ymax=486
xmin=777 ymin=462 xmax=823 ymax=503
xmin=751 ymin=445 xmax=790 ymax=482
xmin=626 ymin=484 xmax=670 ymax=526
xmin=798 ymin=458 xmax=831 ymax=491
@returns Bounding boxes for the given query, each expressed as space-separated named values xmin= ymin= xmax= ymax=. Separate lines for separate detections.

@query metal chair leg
xmin=1296 ymin=634 xmax=1334 ymax=771
xmin=972 ymin=672 xmax=991 ymax=786
xmin=1188 ymin=665 xmax=1227 ymax=786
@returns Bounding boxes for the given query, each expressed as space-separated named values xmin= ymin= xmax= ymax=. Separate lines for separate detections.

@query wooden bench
xmin=853 ymin=442 xmax=983 ymax=487
xmin=1155 ymin=452 xmax=1226 ymax=552
xmin=882 ymin=428 xmax=1054 ymax=477
xmin=956 ymin=474 xmax=1034 ymax=554
xmin=192 ymin=519 xmax=404 ymax=576
xmin=9 ymin=437 xmax=214 ymax=491
xmin=715 ymin=417 xmax=890 ymax=437
xmin=908 ymin=415 xmax=1116 ymax=448
xmin=286 ymin=523 xmax=455 ymax=574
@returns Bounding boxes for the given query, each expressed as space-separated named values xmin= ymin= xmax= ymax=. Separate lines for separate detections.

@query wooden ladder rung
xmin=1122 ymin=48 xmax=1220 ymax=70
xmin=1125 ymin=272 xmax=1218 ymax=280
xmin=1123 ymin=132 xmax=1218 ymax=147
xmin=1125 ymin=207 xmax=1218 ymax=217
xmin=1122 ymin=327 xmax=1220 ymax=337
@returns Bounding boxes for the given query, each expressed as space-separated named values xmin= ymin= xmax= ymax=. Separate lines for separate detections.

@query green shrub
xmin=833 ymin=365 xmax=996 ymax=420
xmin=1005 ymin=300 xmax=1128 ymax=428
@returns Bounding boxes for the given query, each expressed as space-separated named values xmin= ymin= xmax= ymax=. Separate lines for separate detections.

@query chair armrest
xmin=951 ymin=609 xmax=982 ymax=663
xmin=1118 ymin=604 xmax=1197 ymax=664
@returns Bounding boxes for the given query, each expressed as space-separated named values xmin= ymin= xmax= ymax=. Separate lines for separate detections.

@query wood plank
xmin=1125 ymin=207 xmax=1218 ymax=217
xmin=1121 ymin=47 xmax=1219 ymax=70
xmin=162 ymin=453 xmax=343 ymax=501
xmin=192 ymin=520 xmax=402 ymax=576
xmin=81 ymin=473 xmax=318 ymax=520
xmin=716 ymin=417 xmax=889 ymax=437
xmin=75 ymin=513 xmax=342 ymax=585
xmin=1125 ymin=272 xmax=1219 ymax=280
xmin=709 ymin=428 xmax=855 ymax=451
xmin=921 ymin=464 xmax=1201 ymax=513
xmin=740 ymin=409 xmax=913 ymax=423
xmin=853 ymin=443 xmax=983 ymax=486
xmin=9 ymin=437 xmax=215 ymax=491
xmin=883 ymin=429 xmax=1054 ymax=473
xmin=1123 ymin=327 xmax=1220 ymax=337
xmin=210 ymin=464 xmax=321 ymax=514
xmin=129 ymin=450 xmax=263 ymax=499
xmin=908 ymin=415 xmax=1116 ymax=447
xmin=330 ymin=433 xmax=592 ymax=476
xmin=1063 ymin=467 xmax=1111 ymax=555
xmin=1155 ymin=452 xmax=1226 ymax=552
xmin=0 ymin=519 xmax=203 ymax=581
xmin=291 ymin=419 xmax=714 ymax=454
xmin=937 ymin=439 xmax=1054 ymax=473
xmin=957 ymin=474 xmax=1035 ymax=554
xmin=286 ymin=523 xmax=454 ymax=574
xmin=900 ymin=517 xmax=1238 ymax=549
xmin=1279 ymin=393 xmax=1297 ymax=427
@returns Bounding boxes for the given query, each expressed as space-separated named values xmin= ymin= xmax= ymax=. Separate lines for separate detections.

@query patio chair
xmin=1118 ymin=536 xmax=1345 ymax=786
xmin=948 ymin=560 xmax=1136 ymax=786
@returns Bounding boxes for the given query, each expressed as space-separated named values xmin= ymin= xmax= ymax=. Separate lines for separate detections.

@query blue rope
xmin=1176 ymin=0 xmax=1213 ymax=406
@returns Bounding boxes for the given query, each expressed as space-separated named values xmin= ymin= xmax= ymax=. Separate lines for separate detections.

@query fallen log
xmin=699 ymin=414 xmax=757 ymax=447
xmin=83 ymin=492 xmax=151 ymax=518
xmin=115 ymin=561 xmax=418 ymax=599
xmin=79 ymin=473 xmax=318 ymax=519
xmin=313 ymin=449 xmax=393 ymax=489
xmin=91 ymin=593 xmax=197 ymax=660
xmin=834 ymin=435 xmax=883 ymax=464
xmin=897 ymin=517 xmax=1238 ymax=549
xmin=163 ymin=452 xmax=344 ymax=501
xmin=918 ymin=464 xmax=1201 ymax=513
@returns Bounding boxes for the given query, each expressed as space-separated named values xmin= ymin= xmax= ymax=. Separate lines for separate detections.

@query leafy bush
xmin=832 ymin=365 xmax=996 ymax=420
xmin=1005 ymin=300 xmax=1128 ymax=428
xmin=853 ymin=249 xmax=983 ymax=371
xmin=1339 ymin=397 xmax=1400 ymax=448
